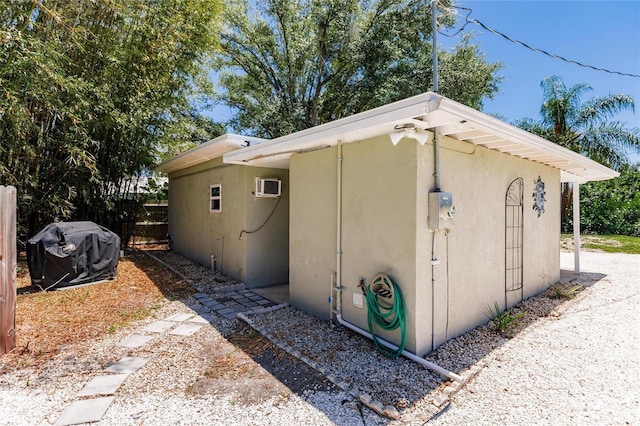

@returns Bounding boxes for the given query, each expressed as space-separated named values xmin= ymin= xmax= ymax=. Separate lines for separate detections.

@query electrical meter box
xmin=428 ymin=191 xmax=455 ymax=230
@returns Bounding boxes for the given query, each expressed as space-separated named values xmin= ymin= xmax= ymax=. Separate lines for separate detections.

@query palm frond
xmin=575 ymin=94 xmax=636 ymax=128
xmin=578 ymin=122 xmax=640 ymax=170
xmin=539 ymin=76 xmax=592 ymax=135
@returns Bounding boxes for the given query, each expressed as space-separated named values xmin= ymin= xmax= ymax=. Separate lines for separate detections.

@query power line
xmin=439 ymin=6 xmax=640 ymax=78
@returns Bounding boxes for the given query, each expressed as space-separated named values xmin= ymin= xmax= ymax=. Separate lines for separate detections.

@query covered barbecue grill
xmin=27 ymin=221 xmax=120 ymax=289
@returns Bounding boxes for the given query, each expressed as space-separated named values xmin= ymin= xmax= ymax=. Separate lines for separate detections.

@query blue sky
xmin=208 ymin=0 xmax=640 ymax=162
xmin=443 ymin=0 xmax=639 ymax=162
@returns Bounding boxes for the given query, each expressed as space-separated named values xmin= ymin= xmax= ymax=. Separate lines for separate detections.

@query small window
xmin=210 ymin=184 xmax=221 ymax=213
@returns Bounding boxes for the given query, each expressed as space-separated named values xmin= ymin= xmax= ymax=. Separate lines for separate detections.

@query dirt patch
xmin=3 ymin=251 xmax=194 ymax=370
xmin=4 ymin=249 xmax=334 ymax=411
xmin=188 ymin=323 xmax=334 ymax=404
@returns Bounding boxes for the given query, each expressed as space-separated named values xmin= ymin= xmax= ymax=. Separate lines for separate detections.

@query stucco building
xmin=159 ymin=92 xmax=617 ymax=356
xmin=156 ymin=134 xmax=289 ymax=288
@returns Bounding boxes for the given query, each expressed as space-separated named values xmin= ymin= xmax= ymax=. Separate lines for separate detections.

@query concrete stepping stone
xmin=53 ymin=397 xmax=114 ymax=426
xmin=144 ymin=320 xmax=175 ymax=333
xmin=105 ymin=357 xmax=149 ymax=374
xmin=188 ymin=315 xmax=211 ymax=324
xmin=76 ymin=374 xmax=129 ymax=397
xmin=117 ymin=334 xmax=154 ymax=348
xmin=164 ymin=312 xmax=194 ymax=322
xmin=169 ymin=323 xmax=203 ymax=336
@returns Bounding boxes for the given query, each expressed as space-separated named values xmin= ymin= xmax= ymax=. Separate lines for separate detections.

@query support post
xmin=573 ymin=182 xmax=580 ymax=274
xmin=0 ymin=185 xmax=17 ymax=356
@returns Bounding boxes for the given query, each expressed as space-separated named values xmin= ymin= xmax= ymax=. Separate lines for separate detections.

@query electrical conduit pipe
xmin=333 ymin=139 xmax=463 ymax=383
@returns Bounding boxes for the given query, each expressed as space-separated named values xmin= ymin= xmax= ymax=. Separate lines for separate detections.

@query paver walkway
xmin=52 ymin=284 xmax=281 ymax=425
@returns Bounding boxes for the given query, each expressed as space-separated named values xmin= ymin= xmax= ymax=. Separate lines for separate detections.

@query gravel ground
xmin=1 ymin=250 xmax=637 ymax=425
xmin=427 ymin=251 xmax=640 ymax=425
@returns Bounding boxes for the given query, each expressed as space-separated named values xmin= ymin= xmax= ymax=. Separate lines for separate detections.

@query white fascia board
xmin=223 ymin=92 xmax=435 ymax=165
xmin=561 ymin=171 xmax=588 ymax=184
xmin=155 ymin=133 xmax=268 ymax=174
xmin=431 ymin=96 xmax=619 ymax=182
xmin=222 ymin=91 xmax=618 ymax=182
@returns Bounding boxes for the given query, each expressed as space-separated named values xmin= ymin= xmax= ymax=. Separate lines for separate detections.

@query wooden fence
xmin=121 ymin=202 xmax=169 ymax=246
xmin=0 ymin=185 xmax=17 ymax=356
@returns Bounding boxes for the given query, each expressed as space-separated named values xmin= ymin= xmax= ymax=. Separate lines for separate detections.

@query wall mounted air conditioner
xmin=255 ymin=178 xmax=281 ymax=197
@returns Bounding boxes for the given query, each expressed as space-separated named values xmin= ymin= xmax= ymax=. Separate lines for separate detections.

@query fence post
xmin=0 ymin=185 xmax=17 ymax=356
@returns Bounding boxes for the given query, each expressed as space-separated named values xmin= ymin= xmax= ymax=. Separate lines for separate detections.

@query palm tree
xmin=516 ymin=76 xmax=640 ymax=226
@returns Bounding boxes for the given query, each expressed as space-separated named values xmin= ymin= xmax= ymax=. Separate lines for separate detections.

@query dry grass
xmin=3 ymin=250 xmax=194 ymax=369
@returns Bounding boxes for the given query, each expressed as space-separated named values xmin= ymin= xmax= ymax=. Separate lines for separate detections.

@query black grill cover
xmin=27 ymin=221 xmax=120 ymax=289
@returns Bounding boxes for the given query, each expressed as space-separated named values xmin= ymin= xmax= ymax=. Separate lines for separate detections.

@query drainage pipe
xmin=336 ymin=140 xmax=344 ymax=316
xmin=336 ymin=313 xmax=463 ymax=382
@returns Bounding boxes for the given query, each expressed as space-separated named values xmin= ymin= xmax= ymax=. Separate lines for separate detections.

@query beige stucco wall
xmin=244 ymin=168 xmax=290 ymax=287
xmin=289 ymin=146 xmax=337 ymax=319
xmin=341 ymin=137 xmax=420 ymax=353
xmin=290 ymin=137 xmax=422 ymax=353
xmin=168 ymin=159 xmax=289 ymax=288
xmin=289 ymin=133 xmax=561 ymax=356
xmin=419 ymin=135 xmax=560 ymax=355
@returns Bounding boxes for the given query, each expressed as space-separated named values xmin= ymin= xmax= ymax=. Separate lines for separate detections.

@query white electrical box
xmin=428 ymin=191 xmax=455 ymax=230
xmin=352 ymin=292 xmax=364 ymax=308
xmin=255 ymin=178 xmax=281 ymax=197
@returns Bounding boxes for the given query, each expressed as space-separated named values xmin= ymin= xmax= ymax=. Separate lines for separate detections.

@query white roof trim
xmin=155 ymin=133 xmax=267 ymax=174
xmin=223 ymin=92 xmax=618 ymax=183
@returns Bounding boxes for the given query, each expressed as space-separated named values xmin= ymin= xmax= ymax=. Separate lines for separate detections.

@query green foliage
xmin=141 ymin=177 xmax=169 ymax=202
xmin=216 ymin=0 xmax=503 ymax=138
xmin=487 ymin=301 xmax=525 ymax=335
xmin=549 ymin=284 xmax=582 ymax=300
xmin=515 ymin=76 xmax=640 ymax=228
xmin=0 ymin=0 xmax=222 ymax=245
xmin=515 ymin=76 xmax=640 ymax=170
xmin=563 ymin=165 xmax=640 ymax=236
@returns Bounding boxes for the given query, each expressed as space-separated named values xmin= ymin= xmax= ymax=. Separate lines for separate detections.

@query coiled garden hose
xmin=366 ymin=273 xmax=407 ymax=358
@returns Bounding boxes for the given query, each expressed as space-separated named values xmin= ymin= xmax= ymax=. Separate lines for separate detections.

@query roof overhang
xmin=223 ymin=92 xmax=618 ymax=183
xmin=155 ymin=133 xmax=267 ymax=174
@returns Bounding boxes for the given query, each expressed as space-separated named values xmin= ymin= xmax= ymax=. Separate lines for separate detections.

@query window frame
xmin=209 ymin=184 xmax=222 ymax=213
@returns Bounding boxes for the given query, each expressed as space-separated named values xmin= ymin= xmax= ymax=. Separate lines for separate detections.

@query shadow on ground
xmin=130 ymin=250 xmax=611 ymax=421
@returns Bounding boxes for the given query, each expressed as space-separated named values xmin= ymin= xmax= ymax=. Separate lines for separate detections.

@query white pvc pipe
xmin=336 ymin=313 xmax=463 ymax=382
xmin=573 ymin=182 xmax=580 ymax=274
xmin=336 ymin=140 xmax=343 ymax=315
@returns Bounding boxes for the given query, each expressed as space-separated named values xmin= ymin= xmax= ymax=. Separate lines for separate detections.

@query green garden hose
xmin=366 ymin=273 xmax=407 ymax=358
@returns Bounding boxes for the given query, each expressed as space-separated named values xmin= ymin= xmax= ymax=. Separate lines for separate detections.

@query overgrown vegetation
xmin=0 ymin=0 xmax=223 ymax=245
xmin=564 ymin=165 xmax=640 ymax=236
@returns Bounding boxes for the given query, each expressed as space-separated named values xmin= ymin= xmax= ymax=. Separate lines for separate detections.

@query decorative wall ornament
xmin=532 ymin=176 xmax=546 ymax=217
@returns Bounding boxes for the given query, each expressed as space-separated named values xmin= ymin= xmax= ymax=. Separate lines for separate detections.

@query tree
xmin=516 ymin=76 xmax=640 ymax=169
xmin=515 ymin=76 xmax=640 ymax=227
xmin=568 ymin=164 xmax=640 ymax=236
xmin=215 ymin=0 xmax=503 ymax=138
xmin=0 ymin=0 xmax=222 ymax=244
